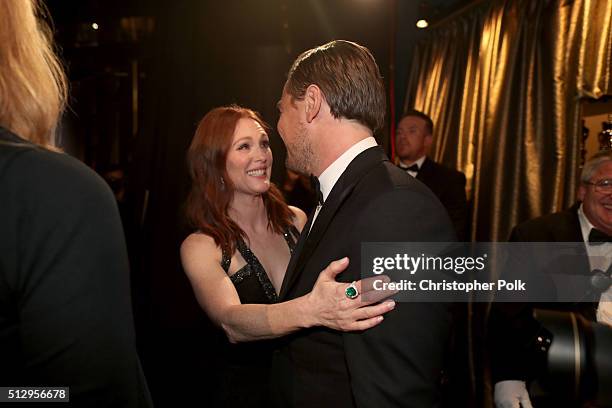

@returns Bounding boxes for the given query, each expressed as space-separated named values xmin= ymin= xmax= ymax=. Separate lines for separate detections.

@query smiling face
xmin=395 ymin=115 xmax=432 ymax=163
xmin=277 ymin=90 xmax=314 ymax=175
xmin=579 ymin=160 xmax=612 ymax=235
xmin=225 ymin=117 xmax=273 ymax=196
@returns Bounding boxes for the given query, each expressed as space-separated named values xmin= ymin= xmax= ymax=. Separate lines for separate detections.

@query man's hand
xmin=494 ymin=380 xmax=533 ymax=408
xmin=305 ymin=257 xmax=397 ymax=331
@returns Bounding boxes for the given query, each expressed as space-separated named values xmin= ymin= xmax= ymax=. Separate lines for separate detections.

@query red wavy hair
xmin=185 ymin=105 xmax=293 ymax=254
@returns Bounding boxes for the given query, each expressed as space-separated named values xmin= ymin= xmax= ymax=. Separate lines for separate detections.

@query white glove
xmin=494 ymin=380 xmax=533 ymax=408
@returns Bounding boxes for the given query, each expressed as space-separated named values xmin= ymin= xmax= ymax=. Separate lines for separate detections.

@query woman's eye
xmin=238 ymin=143 xmax=250 ymax=150
xmin=261 ymin=140 xmax=270 ymax=148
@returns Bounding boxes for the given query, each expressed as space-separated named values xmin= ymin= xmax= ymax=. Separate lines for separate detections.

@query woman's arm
xmin=181 ymin=233 xmax=395 ymax=343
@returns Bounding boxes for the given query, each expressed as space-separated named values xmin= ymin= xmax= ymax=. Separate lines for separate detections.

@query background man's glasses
xmin=584 ymin=178 xmax=612 ymax=193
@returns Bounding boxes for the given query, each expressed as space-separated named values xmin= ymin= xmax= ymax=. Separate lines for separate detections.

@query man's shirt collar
xmin=317 ymin=137 xmax=377 ymax=202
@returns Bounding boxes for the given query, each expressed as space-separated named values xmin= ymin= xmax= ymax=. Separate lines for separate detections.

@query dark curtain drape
xmin=404 ymin=0 xmax=612 ymax=242
xmin=404 ymin=1 xmax=611 ymax=406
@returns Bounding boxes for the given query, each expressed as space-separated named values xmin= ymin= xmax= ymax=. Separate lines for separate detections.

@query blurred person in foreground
xmin=0 ymin=1 xmax=152 ymax=406
xmin=180 ymin=105 xmax=395 ymax=407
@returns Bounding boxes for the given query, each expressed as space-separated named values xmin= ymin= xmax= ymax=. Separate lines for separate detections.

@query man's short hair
xmin=400 ymin=110 xmax=434 ymax=136
xmin=581 ymin=150 xmax=612 ymax=183
xmin=284 ymin=40 xmax=386 ymax=133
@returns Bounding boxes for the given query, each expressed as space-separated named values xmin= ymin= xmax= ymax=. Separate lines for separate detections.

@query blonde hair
xmin=0 ymin=0 xmax=67 ymax=147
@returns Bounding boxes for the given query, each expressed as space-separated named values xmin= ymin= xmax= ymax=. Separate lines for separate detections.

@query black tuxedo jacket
xmin=415 ymin=158 xmax=468 ymax=241
xmin=272 ymin=146 xmax=456 ymax=407
xmin=509 ymin=204 xmax=585 ymax=243
xmin=490 ymin=204 xmax=597 ymax=383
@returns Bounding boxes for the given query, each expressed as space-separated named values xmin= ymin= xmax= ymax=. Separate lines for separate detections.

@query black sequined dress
xmin=215 ymin=226 xmax=299 ymax=408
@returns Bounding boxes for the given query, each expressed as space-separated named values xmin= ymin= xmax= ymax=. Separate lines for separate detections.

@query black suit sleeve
xmin=2 ymin=149 xmax=152 ymax=407
xmin=342 ymin=188 xmax=455 ymax=407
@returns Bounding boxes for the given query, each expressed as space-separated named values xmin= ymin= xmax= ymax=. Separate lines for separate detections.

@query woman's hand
xmin=304 ymin=257 xmax=397 ymax=331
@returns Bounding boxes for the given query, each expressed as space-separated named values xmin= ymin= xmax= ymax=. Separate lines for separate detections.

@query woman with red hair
xmin=181 ymin=105 xmax=394 ymax=406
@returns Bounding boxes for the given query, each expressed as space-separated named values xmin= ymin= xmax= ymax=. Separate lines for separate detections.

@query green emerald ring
xmin=345 ymin=281 xmax=359 ymax=299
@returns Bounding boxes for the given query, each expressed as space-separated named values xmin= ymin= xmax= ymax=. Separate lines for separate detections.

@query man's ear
xmin=424 ymin=133 xmax=433 ymax=149
xmin=577 ymin=185 xmax=586 ymax=202
xmin=304 ymin=84 xmax=322 ymax=123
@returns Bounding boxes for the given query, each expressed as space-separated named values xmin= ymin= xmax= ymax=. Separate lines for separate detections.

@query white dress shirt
xmin=398 ymin=155 xmax=426 ymax=178
xmin=308 ymin=137 xmax=378 ymax=233
xmin=577 ymin=204 xmax=612 ymax=326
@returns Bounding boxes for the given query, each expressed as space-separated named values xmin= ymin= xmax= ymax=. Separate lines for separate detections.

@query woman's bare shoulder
xmin=288 ymin=205 xmax=308 ymax=233
xmin=180 ymin=232 xmax=221 ymax=267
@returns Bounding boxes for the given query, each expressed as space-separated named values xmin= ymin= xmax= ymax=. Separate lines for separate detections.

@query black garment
xmin=273 ymin=146 xmax=456 ymax=407
xmin=589 ymin=228 xmax=612 ymax=244
xmin=0 ymin=127 xmax=152 ymax=406
xmin=412 ymin=157 xmax=469 ymax=241
xmin=410 ymin=159 xmax=470 ymax=405
xmin=489 ymin=203 xmax=598 ymax=383
xmin=282 ymin=178 xmax=317 ymax=215
xmin=216 ymin=227 xmax=299 ymax=408
xmin=399 ymin=163 xmax=420 ymax=173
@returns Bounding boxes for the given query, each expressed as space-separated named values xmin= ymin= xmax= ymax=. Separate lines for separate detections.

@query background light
xmin=92 ymin=23 xmax=99 ymax=30
xmin=416 ymin=19 xmax=429 ymax=29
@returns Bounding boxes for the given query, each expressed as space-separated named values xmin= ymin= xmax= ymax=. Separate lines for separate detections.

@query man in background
xmin=395 ymin=110 xmax=468 ymax=240
xmin=491 ymin=150 xmax=612 ymax=408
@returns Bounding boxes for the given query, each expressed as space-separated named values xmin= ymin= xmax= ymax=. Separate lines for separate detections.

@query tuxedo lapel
xmin=279 ymin=146 xmax=388 ymax=300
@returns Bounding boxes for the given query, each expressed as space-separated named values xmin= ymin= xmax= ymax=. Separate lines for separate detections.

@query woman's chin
xmin=251 ymin=182 xmax=271 ymax=195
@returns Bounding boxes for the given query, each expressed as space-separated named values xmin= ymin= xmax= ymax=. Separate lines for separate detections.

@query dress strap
xmin=283 ymin=225 xmax=300 ymax=254
xmin=235 ymin=237 xmax=278 ymax=302
xmin=220 ymin=245 xmax=231 ymax=273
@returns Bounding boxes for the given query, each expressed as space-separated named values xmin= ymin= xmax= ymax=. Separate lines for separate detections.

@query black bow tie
xmin=310 ymin=175 xmax=324 ymax=206
xmin=400 ymin=163 xmax=420 ymax=173
xmin=589 ymin=228 xmax=612 ymax=245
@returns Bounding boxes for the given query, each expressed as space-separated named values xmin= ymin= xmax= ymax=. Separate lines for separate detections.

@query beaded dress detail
xmin=215 ymin=225 xmax=300 ymax=408
xmin=221 ymin=226 xmax=299 ymax=304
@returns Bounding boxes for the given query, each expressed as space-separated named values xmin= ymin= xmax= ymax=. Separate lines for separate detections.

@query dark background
xmin=44 ymin=0 xmax=470 ymax=405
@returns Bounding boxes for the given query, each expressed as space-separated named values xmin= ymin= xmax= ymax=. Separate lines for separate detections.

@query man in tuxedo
xmin=491 ymin=150 xmax=612 ymax=408
xmin=272 ymin=40 xmax=456 ymax=407
xmin=395 ymin=111 xmax=468 ymax=240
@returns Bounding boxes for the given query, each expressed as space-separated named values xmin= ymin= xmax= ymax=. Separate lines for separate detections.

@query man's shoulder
xmin=424 ymin=158 xmax=466 ymax=182
xmin=511 ymin=206 xmax=580 ymax=241
xmin=353 ymin=160 xmax=450 ymax=222
xmin=362 ymin=158 xmax=434 ymax=197
xmin=517 ymin=207 xmax=577 ymax=228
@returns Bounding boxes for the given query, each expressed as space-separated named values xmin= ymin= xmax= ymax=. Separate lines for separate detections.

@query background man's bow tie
xmin=400 ymin=163 xmax=420 ymax=173
xmin=589 ymin=228 xmax=612 ymax=245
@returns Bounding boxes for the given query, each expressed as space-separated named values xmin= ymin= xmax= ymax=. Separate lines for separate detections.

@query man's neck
xmin=315 ymin=137 xmax=377 ymax=202
xmin=312 ymin=120 xmax=373 ymax=176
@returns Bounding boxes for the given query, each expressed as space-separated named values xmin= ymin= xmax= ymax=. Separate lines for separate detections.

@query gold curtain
xmin=404 ymin=0 xmax=612 ymax=242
